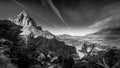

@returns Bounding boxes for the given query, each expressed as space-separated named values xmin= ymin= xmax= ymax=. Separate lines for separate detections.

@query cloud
xmin=89 ymin=2 xmax=120 ymax=30
xmin=89 ymin=17 xmax=120 ymax=31
xmin=89 ymin=17 xmax=112 ymax=29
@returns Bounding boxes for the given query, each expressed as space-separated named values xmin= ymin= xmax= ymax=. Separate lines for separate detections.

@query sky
xmin=0 ymin=0 xmax=120 ymax=36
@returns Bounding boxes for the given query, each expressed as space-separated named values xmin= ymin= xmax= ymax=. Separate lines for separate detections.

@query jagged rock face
xmin=8 ymin=10 xmax=37 ymax=27
xmin=8 ymin=10 xmax=54 ymax=39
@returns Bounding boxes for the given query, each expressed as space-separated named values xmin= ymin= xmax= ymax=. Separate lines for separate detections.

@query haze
xmin=0 ymin=0 xmax=120 ymax=36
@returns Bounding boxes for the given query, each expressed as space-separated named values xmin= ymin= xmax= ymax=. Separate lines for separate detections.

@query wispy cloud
xmin=89 ymin=17 xmax=112 ymax=28
xmin=47 ymin=0 xmax=71 ymax=30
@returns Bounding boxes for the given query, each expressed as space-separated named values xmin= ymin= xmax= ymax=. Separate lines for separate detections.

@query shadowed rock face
xmin=0 ymin=10 xmax=76 ymax=68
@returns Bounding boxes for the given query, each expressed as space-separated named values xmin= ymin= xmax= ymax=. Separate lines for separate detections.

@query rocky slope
xmin=0 ymin=10 xmax=77 ymax=68
xmin=8 ymin=10 xmax=76 ymax=55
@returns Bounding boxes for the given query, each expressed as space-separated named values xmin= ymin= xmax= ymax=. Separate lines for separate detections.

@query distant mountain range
xmin=86 ymin=27 xmax=120 ymax=46
xmin=57 ymin=26 xmax=120 ymax=47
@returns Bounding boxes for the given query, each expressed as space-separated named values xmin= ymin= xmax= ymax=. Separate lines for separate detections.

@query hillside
xmin=0 ymin=10 xmax=76 ymax=68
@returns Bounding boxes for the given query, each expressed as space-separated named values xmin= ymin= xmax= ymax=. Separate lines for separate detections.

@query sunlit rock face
xmin=74 ymin=42 xmax=107 ymax=59
xmin=8 ymin=10 xmax=54 ymax=40
xmin=8 ymin=10 xmax=36 ymax=27
xmin=75 ymin=46 xmax=86 ymax=59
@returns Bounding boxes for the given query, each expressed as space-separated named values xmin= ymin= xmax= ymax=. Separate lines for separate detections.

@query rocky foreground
xmin=0 ymin=10 xmax=120 ymax=68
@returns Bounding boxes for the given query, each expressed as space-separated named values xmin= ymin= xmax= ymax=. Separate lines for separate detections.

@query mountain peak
xmin=19 ymin=10 xmax=29 ymax=16
xmin=18 ymin=10 xmax=29 ymax=19
xmin=8 ymin=10 xmax=37 ymax=27
xmin=7 ymin=10 xmax=56 ymax=40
